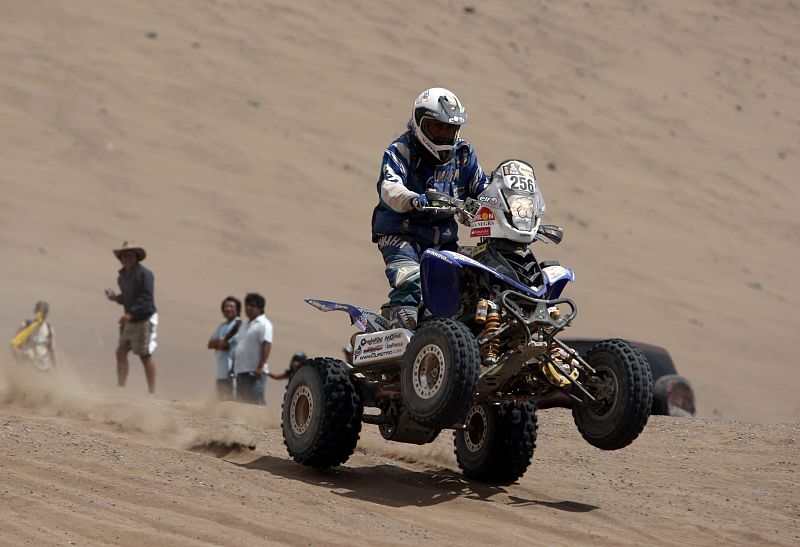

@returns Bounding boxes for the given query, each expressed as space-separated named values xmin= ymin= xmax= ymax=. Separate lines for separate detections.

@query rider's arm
xmin=458 ymin=143 xmax=489 ymax=198
xmin=377 ymin=143 xmax=419 ymax=213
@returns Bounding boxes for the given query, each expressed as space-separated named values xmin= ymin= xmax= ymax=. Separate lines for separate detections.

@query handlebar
xmin=422 ymin=190 xmax=564 ymax=243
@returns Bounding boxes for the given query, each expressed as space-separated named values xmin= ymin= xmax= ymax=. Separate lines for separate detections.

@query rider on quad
xmin=371 ymin=87 xmax=489 ymax=330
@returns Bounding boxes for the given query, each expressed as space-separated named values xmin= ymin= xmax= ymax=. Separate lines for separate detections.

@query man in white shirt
xmin=231 ymin=293 xmax=274 ymax=405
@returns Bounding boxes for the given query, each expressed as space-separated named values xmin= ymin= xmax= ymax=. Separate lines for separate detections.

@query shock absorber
xmin=480 ymin=302 xmax=501 ymax=364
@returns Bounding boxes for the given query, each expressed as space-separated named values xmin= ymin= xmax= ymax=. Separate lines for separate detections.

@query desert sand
xmin=1 ymin=0 xmax=798 ymax=545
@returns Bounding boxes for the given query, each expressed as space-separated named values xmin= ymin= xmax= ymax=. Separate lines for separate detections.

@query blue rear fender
xmin=305 ymin=299 xmax=390 ymax=333
xmin=420 ymin=249 xmax=574 ymax=318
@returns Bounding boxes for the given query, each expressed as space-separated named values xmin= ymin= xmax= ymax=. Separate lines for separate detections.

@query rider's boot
xmin=391 ymin=305 xmax=418 ymax=330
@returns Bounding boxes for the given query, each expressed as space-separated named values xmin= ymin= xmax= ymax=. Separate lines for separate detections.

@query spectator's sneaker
xmin=391 ymin=306 xmax=418 ymax=330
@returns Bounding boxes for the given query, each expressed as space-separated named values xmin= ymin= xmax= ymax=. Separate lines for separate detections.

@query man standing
xmin=230 ymin=293 xmax=273 ymax=405
xmin=105 ymin=241 xmax=157 ymax=394
xmin=207 ymin=296 xmax=242 ymax=400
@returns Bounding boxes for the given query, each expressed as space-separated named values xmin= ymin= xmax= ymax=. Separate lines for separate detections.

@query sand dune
xmin=1 ymin=0 xmax=799 ymax=544
xmin=2 ymin=0 xmax=798 ymax=422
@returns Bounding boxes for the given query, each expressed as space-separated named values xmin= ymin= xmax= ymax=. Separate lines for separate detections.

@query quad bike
xmin=283 ymin=159 xmax=654 ymax=484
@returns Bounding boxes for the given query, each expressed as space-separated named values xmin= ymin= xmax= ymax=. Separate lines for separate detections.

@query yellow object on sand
xmin=10 ymin=312 xmax=44 ymax=349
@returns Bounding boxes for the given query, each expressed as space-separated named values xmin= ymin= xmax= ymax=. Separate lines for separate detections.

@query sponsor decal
xmin=502 ymin=161 xmax=534 ymax=178
xmin=478 ymin=195 xmax=498 ymax=204
xmin=470 ymin=206 xmax=497 ymax=235
xmin=475 ymin=207 xmax=496 ymax=221
xmin=354 ymin=317 xmax=369 ymax=331
xmin=426 ymin=250 xmax=452 ymax=264
xmin=428 ymin=167 xmax=459 ymax=185
xmin=352 ymin=329 xmax=408 ymax=364
xmin=455 ymin=254 xmax=483 ymax=267
xmin=542 ymin=265 xmax=570 ymax=283
xmin=519 ymin=164 xmax=535 ymax=178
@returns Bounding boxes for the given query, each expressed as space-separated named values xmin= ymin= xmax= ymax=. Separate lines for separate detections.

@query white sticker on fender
xmin=542 ymin=265 xmax=570 ymax=284
xmin=352 ymin=328 xmax=410 ymax=365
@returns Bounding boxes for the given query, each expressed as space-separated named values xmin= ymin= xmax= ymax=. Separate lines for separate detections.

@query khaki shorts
xmin=117 ymin=314 xmax=158 ymax=356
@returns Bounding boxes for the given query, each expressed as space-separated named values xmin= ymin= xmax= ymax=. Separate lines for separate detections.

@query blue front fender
xmin=420 ymin=249 xmax=561 ymax=318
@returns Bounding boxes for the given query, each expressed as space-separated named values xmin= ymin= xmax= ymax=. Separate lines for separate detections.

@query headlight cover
xmin=504 ymin=192 xmax=545 ymax=232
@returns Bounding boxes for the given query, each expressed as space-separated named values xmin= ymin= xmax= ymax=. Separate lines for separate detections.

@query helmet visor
xmin=421 ymin=118 xmax=459 ymax=146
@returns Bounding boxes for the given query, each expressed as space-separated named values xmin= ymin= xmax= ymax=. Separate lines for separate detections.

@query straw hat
xmin=113 ymin=241 xmax=146 ymax=262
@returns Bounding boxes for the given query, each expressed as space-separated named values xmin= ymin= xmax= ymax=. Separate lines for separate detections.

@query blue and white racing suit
xmin=371 ymin=129 xmax=488 ymax=308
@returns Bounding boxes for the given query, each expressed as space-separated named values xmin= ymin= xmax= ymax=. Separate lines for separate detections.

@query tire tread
xmin=282 ymin=357 xmax=363 ymax=468
xmin=573 ymin=339 xmax=653 ymax=450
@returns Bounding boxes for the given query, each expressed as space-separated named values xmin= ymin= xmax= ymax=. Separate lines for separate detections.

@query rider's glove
xmin=411 ymin=194 xmax=428 ymax=211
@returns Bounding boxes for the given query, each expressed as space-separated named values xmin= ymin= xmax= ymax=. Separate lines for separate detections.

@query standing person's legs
xmin=253 ymin=374 xmax=266 ymax=406
xmin=116 ymin=324 xmax=133 ymax=387
xmin=236 ymin=373 xmax=256 ymax=404
xmin=140 ymin=355 xmax=156 ymax=394
xmin=130 ymin=314 xmax=158 ymax=393
xmin=116 ymin=351 xmax=130 ymax=386
xmin=215 ymin=378 xmax=234 ymax=401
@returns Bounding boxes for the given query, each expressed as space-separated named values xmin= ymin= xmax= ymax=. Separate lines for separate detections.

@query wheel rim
xmin=290 ymin=385 xmax=314 ymax=435
xmin=586 ymin=365 xmax=619 ymax=417
xmin=412 ymin=344 xmax=446 ymax=399
xmin=463 ymin=405 xmax=488 ymax=452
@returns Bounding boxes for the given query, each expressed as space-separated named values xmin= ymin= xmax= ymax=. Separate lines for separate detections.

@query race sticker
xmin=352 ymin=329 xmax=409 ymax=365
xmin=474 ymin=206 xmax=496 ymax=221
xmin=542 ymin=265 xmax=570 ymax=283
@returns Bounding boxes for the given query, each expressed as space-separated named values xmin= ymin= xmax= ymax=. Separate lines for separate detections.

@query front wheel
xmin=454 ymin=401 xmax=538 ymax=484
xmin=572 ymin=339 xmax=653 ymax=450
xmin=400 ymin=319 xmax=480 ymax=429
xmin=282 ymin=358 xmax=363 ymax=468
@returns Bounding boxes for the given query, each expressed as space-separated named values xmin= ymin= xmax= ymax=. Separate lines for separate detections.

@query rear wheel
xmin=572 ymin=339 xmax=653 ymax=450
xmin=400 ymin=319 xmax=480 ymax=429
xmin=282 ymin=358 xmax=363 ymax=468
xmin=454 ymin=401 xmax=537 ymax=484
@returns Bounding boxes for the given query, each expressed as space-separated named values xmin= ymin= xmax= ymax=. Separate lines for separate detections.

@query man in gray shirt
xmin=105 ymin=241 xmax=158 ymax=394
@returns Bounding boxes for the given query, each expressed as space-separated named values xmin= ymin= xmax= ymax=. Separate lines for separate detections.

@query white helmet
xmin=411 ymin=88 xmax=467 ymax=163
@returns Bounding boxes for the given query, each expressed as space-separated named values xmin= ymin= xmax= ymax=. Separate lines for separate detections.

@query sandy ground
xmin=1 ymin=0 xmax=799 ymax=544
xmin=0 ymin=366 xmax=797 ymax=546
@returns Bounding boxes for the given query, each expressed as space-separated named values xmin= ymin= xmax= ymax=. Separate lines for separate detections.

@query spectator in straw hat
xmin=105 ymin=241 xmax=158 ymax=394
